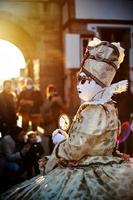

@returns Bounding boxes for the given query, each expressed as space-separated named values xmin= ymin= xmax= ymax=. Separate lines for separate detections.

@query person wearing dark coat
xmin=23 ymin=131 xmax=44 ymax=179
xmin=0 ymin=126 xmax=30 ymax=192
xmin=0 ymin=80 xmax=17 ymax=137
xmin=17 ymin=78 xmax=43 ymax=131
xmin=40 ymin=84 xmax=65 ymax=154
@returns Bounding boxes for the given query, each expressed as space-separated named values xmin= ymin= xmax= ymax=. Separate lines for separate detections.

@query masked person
xmin=1 ymin=38 xmax=133 ymax=200
xmin=17 ymin=78 xmax=43 ymax=131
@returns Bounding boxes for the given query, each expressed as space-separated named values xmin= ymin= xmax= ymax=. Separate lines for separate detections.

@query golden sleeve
xmin=56 ymin=104 xmax=107 ymax=161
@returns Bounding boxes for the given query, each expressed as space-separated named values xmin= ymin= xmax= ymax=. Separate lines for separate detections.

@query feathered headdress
xmin=79 ymin=38 xmax=128 ymax=105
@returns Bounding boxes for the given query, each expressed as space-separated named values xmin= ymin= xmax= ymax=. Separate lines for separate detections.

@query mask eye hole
xmin=77 ymin=74 xmax=92 ymax=84
xmin=81 ymin=78 xmax=86 ymax=84
xmin=77 ymin=75 xmax=86 ymax=84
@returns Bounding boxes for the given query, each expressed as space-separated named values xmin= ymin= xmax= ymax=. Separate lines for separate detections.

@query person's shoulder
xmin=80 ymin=102 xmax=103 ymax=109
xmin=19 ymin=88 xmax=27 ymax=94
xmin=0 ymin=91 xmax=5 ymax=98
xmin=79 ymin=102 xmax=107 ymax=115
xmin=2 ymin=135 xmax=12 ymax=143
xmin=33 ymin=87 xmax=41 ymax=92
xmin=34 ymin=88 xmax=42 ymax=95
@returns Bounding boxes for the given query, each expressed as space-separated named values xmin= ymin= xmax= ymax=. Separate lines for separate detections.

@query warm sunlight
xmin=0 ymin=39 xmax=26 ymax=80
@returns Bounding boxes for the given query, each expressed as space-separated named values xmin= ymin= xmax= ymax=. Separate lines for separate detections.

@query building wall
xmin=0 ymin=1 xmax=64 ymax=98
xmin=75 ymin=0 xmax=133 ymax=20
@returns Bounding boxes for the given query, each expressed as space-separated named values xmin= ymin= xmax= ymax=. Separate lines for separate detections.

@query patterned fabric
xmin=1 ymin=161 xmax=133 ymax=200
xmin=1 ymin=103 xmax=133 ymax=200
xmin=84 ymin=58 xmax=116 ymax=86
xmin=45 ymin=102 xmax=123 ymax=173
xmin=82 ymin=39 xmax=124 ymax=87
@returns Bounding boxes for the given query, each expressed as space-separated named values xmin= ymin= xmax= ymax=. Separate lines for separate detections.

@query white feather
xmin=102 ymin=80 xmax=128 ymax=101
xmin=88 ymin=37 xmax=101 ymax=47
xmin=79 ymin=80 xmax=128 ymax=106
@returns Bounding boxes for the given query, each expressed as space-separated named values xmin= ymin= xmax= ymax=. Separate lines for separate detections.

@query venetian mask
xmin=77 ymin=72 xmax=102 ymax=101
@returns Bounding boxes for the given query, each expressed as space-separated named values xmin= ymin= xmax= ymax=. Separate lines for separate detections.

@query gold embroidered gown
xmin=1 ymin=99 xmax=133 ymax=200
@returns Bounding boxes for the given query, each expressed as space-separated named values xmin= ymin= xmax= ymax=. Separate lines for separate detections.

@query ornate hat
xmin=79 ymin=38 xmax=128 ymax=104
xmin=80 ymin=38 xmax=125 ymax=88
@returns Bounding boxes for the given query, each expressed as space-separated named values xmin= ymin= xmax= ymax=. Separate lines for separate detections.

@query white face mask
xmin=77 ymin=72 xmax=101 ymax=102
xmin=26 ymin=84 xmax=33 ymax=90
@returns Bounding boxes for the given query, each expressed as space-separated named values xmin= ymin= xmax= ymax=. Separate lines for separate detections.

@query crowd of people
xmin=0 ymin=78 xmax=65 ymax=192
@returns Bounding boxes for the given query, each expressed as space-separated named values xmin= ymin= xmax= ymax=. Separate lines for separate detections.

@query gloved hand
xmin=52 ymin=129 xmax=68 ymax=145
xmin=38 ymin=156 xmax=49 ymax=175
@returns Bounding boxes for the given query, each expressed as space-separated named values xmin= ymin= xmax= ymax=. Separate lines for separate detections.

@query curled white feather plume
xmin=88 ymin=37 xmax=101 ymax=47
xmin=111 ymin=42 xmax=125 ymax=65
xmin=80 ymin=80 xmax=128 ymax=106
xmin=102 ymin=80 xmax=128 ymax=101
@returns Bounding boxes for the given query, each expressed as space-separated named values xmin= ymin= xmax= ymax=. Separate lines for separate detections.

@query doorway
xmin=98 ymin=27 xmax=133 ymax=155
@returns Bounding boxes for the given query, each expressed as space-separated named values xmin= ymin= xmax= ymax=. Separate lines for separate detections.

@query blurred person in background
xmin=40 ymin=84 xmax=65 ymax=154
xmin=0 ymin=80 xmax=17 ymax=137
xmin=17 ymin=77 xmax=43 ymax=131
xmin=0 ymin=126 xmax=30 ymax=192
xmin=15 ymin=77 xmax=25 ymax=96
xmin=23 ymin=131 xmax=44 ymax=179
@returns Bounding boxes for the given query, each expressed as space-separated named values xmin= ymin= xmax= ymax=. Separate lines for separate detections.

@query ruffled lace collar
xmin=79 ymin=80 xmax=128 ymax=107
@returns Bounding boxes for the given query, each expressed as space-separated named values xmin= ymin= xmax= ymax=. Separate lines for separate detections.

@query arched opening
xmin=0 ymin=39 xmax=26 ymax=80
xmin=0 ymin=16 xmax=38 ymax=91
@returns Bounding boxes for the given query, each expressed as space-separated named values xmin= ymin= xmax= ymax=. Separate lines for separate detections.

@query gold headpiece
xmin=81 ymin=38 xmax=125 ymax=88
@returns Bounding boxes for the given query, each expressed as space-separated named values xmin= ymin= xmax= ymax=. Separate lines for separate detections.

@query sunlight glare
xmin=0 ymin=39 xmax=26 ymax=80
